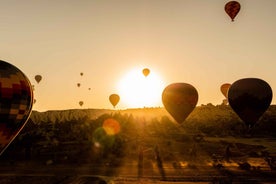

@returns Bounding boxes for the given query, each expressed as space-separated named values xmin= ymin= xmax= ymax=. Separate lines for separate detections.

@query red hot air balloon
xmin=162 ymin=83 xmax=198 ymax=124
xmin=109 ymin=94 xmax=120 ymax=108
xmin=142 ymin=68 xmax=150 ymax=77
xmin=35 ymin=75 xmax=42 ymax=84
xmin=221 ymin=83 xmax=231 ymax=98
xmin=225 ymin=1 xmax=241 ymax=21
xmin=0 ymin=60 xmax=33 ymax=155
xmin=228 ymin=78 xmax=272 ymax=128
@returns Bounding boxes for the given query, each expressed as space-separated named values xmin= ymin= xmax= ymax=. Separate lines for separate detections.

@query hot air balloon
xmin=109 ymin=94 xmax=120 ymax=108
xmin=228 ymin=78 xmax=272 ymax=128
xmin=142 ymin=68 xmax=150 ymax=77
xmin=221 ymin=83 xmax=231 ymax=98
xmin=35 ymin=75 xmax=42 ymax=84
xmin=80 ymin=72 xmax=83 ymax=76
xmin=77 ymin=83 xmax=81 ymax=87
xmin=225 ymin=1 xmax=241 ymax=21
xmin=162 ymin=83 xmax=198 ymax=124
xmin=0 ymin=60 xmax=33 ymax=155
xmin=79 ymin=101 xmax=84 ymax=106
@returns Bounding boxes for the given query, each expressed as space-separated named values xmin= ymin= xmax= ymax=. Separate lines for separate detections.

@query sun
xmin=118 ymin=68 xmax=165 ymax=108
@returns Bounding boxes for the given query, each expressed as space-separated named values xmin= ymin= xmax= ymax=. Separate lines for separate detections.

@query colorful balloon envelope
xmin=162 ymin=83 xmax=198 ymax=124
xmin=225 ymin=1 xmax=241 ymax=21
xmin=220 ymin=83 xmax=231 ymax=98
xmin=0 ymin=60 xmax=33 ymax=155
xmin=109 ymin=94 xmax=120 ymax=108
xmin=142 ymin=68 xmax=150 ymax=77
xmin=228 ymin=78 xmax=272 ymax=128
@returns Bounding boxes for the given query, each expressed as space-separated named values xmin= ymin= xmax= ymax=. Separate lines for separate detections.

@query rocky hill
xmin=29 ymin=104 xmax=276 ymax=137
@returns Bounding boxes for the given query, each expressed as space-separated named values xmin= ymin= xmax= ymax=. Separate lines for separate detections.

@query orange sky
xmin=1 ymin=0 xmax=276 ymax=111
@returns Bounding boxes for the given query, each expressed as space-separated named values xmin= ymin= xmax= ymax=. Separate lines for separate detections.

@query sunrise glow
xmin=118 ymin=68 xmax=165 ymax=108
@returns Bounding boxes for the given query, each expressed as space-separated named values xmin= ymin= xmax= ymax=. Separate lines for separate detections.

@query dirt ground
xmin=0 ymin=136 xmax=275 ymax=183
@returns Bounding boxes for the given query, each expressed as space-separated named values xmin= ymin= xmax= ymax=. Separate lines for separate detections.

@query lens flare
xmin=103 ymin=118 xmax=120 ymax=135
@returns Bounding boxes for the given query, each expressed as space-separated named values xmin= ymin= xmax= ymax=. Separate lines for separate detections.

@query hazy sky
xmin=1 ymin=0 xmax=276 ymax=111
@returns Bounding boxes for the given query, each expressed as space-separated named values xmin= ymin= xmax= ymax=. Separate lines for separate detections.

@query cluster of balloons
xmin=162 ymin=78 xmax=272 ymax=129
xmin=76 ymin=72 xmax=92 ymax=107
xmin=0 ymin=59 xmax=273 ymax=156
xmin=0 ymin=60 xmax=33 ymax=155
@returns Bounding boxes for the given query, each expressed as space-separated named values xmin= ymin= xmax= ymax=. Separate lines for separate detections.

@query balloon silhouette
xmin=221 ymin=83 xmax=231 ymax=98
xmin=228 ymin=78 xmax=272 ymax=128
xmin=162 ymin=83 xmax=198 ymax=124
xmin=77 ymin=83 xmax=81 ymax=87
xmin=35 ymin=75 xmax=42 ymax=84
xmin=0 ymin=60 xmax=33 ymax=155
xmin=142 ymin=68 xmax=150 ymax=77
xmin=80 ymin=72 xmax=83 ymax=76
xmin=225 ymin=1 xmax=241 ymax=21
xmin=79 ymin=101 xmax=84 ymax=106
xmin=109 ymin=94 xmax=120 ymax=108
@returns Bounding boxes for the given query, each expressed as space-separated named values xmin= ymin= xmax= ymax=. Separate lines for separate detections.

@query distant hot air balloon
xmin=220 ymin=83 xmax=231 ymax=98
xmin=109 ymin=94 xmax=120 ymax=108
xmin=77 ymin=83 xmax=81 ymax=87
xmin=35 ymin=75 xmax=42 ymax=84
xmin=79 ymin=101 xmax=84 ymax=106
xmin=142 ymin=68 xmax=150 ymax=77
xmin=162 ymin=83 xmax=198 ymax=124
xmin=228 ymin=78 xmax=272 ymax=128
xmin=225 ymin=1 xmax=241 ymax=21
xmin=88 ymin=88 xmax=91 ymax=90
xmin=0 ymin=60 xmax=33 ymax=155
xmin=80 ymin=72 xmax=83 ymax=76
